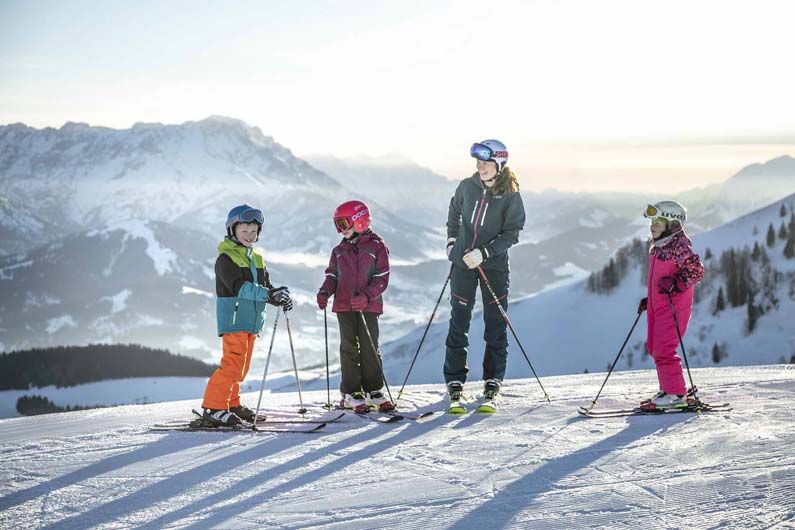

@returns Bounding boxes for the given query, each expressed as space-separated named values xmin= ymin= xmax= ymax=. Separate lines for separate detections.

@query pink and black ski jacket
xmin=320 ymin=230 xmax=390 ymax=314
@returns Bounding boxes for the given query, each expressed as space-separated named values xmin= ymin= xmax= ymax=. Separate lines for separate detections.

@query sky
xmin=2 ymin=0 xmax=795 ymax=192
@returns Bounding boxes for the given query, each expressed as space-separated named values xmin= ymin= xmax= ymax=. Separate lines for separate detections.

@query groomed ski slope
xmin=1 ymin=365 xmax=793 ymax=529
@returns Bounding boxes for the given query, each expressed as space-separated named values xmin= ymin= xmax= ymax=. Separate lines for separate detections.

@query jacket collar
xmin=651 ymin=228 xmax=685 ymax=249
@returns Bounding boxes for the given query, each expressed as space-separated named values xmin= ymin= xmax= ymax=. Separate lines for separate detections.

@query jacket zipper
xmin=470 ymin=188 xmax=488 ymax=250
xmin=648 ymin=252 xmax=656 ymax=310
xmin=232 ymin=301 xmax=239 ymax=325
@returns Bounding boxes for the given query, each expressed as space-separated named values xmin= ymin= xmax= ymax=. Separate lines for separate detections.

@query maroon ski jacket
xmin=320 ymin=230 xmax=390 ymax=314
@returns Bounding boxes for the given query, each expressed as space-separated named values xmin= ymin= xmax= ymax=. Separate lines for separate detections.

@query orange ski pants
xmin=202 ymin=332 xmax=257 ymax=410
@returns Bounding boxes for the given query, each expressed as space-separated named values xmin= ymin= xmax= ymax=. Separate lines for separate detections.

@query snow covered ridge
xmin=0 ymin=366 xmax=792 ymax=529
xmin=381 ymin=193 xmax=795 ymax=383
xmin=0 ymin=115 xmax=440 ymax=262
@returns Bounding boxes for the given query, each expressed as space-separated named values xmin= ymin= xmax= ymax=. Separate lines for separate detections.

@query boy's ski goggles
xmin=235 ymin=208 xmax=264 ymax=225
xmin=334 ymin=218 xmax=353 ymax=232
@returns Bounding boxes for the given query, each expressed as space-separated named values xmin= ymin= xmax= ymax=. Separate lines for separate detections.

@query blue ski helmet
xmin=226 ymin=204 xmax=264 ymax=241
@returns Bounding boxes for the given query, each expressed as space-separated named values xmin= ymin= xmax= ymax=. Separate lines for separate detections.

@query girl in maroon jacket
xmin=316 ymin=200 xmax=394 ymax=413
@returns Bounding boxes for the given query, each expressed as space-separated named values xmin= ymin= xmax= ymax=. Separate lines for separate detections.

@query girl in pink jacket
xmin=637 ymin=200 xmax=704 ymax=410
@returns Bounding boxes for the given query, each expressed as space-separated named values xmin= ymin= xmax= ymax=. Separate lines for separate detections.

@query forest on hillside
xmin=0 ymin=343 xmax=215 ymax=390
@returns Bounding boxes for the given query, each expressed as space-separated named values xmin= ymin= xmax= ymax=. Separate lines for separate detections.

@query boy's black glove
xmin=268 ymin=286 xmax=293 ymax=311
xmin=637 ymin=297 xmax=647 ymax=314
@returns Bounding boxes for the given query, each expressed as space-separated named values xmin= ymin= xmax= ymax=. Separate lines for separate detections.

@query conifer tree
xmin=751 ymin=242 xmax=761 ymax=261
xmin=714 ymin=286 xmax=726 ymax=314
xmin=746 ymin=295 xmax=759 ymax=333
xmin=767 ymin=223 xmax=776 ymax=247
xmin=784 ymin=230 xmax=795 ymax=259
xmin=712 ymin=342 xmax=721 ymax=364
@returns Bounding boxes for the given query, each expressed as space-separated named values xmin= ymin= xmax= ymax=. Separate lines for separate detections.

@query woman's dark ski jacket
xmin=447 ymin=173 xmax=526 ymax=271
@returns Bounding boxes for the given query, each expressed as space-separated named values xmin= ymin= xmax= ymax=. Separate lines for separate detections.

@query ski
xmin=385 ymin=410 xmax=435 ymax=421
xmin=357 ymin=412 xmax=403 ymax=423
xmin=183 ymin=409 xmax=344 ymax=425
xmin=151 ymin=419 xmax=327 ymax=434
xmin=578 ymin=402 xmax=732 ymax=418
xmin=252 ymin=412 xmax=345 ymax=425
xmin=333 ymin=405 xmax=403 ymax=423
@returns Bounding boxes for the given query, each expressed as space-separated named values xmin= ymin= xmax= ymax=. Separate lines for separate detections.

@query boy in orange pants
xmin=201 ymin=204 xmax=292 ymax=426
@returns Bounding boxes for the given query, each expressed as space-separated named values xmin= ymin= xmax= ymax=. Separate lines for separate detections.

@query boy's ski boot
xmin=367 ymin=390 xmax=396 ymax=412
xmin=341 ymin=392 xmax=370 ymax=414
xmin=201 ymin=408 xmax=244 ymax=427
xmin=640 ymin=391 xmax=687 ymax=411
xmin=478 ymin=379 xmax=501 ymax=413
xmin=447 ymin=381 xmax=466 ymax=415
xmin=229 ymin=404 xmax=264 ymax=423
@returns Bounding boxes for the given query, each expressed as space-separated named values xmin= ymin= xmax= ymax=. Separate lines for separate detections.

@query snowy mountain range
xmin=381 ymin=193 xmax=795 ymax=386
xmin=0 ymin=116 xmax=440 ymax=261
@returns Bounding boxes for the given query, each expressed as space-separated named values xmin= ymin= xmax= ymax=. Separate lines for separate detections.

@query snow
xmin=265 ymin=251 xmax=331 ymax=268
xmin=0 ymin=366 xmax=793 ymax=528
xmin=181 ymin=285 xmax=213 ymax=298
xmin=102 ymin=289 xmax=132 ymax=313
xmin=0 ymin=259 xmax=33 ymax=280
xmin=552 ymin=261 xmax=590 ymax=279
xmin=177 ymin=335 xmax=214 ymax=355
xmin=45 ymin=315 xmax=77 ymax=334
xmin=110 ymin=219 xmax=177 ymax=276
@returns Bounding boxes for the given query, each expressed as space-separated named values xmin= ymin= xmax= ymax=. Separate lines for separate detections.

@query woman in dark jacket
xmin=444 ymin=139 xmax=525 ymax=413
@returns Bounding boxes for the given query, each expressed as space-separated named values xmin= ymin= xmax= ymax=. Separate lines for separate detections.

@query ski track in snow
xmin=0 ymin=366 xmax=793 ymax=529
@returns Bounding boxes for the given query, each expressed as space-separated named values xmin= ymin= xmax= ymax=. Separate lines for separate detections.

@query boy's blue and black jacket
xmin=215 ymin=237 xmax=273 ymax=336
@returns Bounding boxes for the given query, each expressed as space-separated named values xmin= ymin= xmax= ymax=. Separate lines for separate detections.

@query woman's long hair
xmin=491 ymin=165 xmax=520 ymax=195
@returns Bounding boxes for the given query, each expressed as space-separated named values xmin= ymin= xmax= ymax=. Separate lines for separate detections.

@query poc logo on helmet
xmin=352 ymin=209 xmax=369 ymax=222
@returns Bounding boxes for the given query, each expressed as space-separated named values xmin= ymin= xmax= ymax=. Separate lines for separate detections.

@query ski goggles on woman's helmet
xmin=334 ymin=217 xmax=353 ymax=232
xmin=470 ymin=143 xmax=495 ymax=162
xmin=235 ymin=208 xmax=264 ymax=225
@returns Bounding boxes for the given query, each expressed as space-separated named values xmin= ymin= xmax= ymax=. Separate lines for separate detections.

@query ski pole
xmin=283 ymin=308 xmax=308 ymax=414
xmin=667 ymin=294 xmax=700 ymax=405
xmin=358 ymin=310 xmax=395 ymax=404
xmin=396 ymin=264 xmax=453 ymax=404
xmin=476 ymin=265 xmax=550 ymax=402
xmin=253 ymin=309 xmax=281 ymax=430
xmin=584 ymin=311 xmax=642 ymax=411
xmin=324 ymin=307 xmax=331 ymax=410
